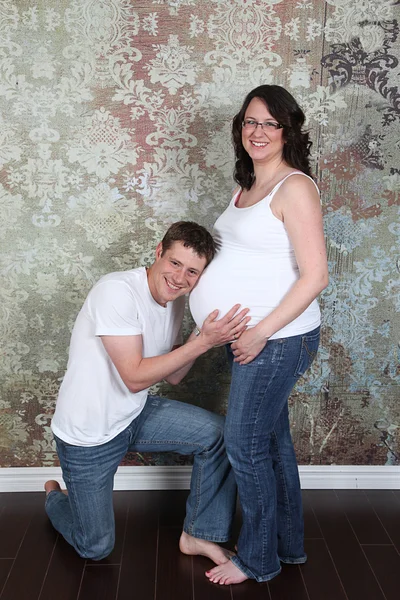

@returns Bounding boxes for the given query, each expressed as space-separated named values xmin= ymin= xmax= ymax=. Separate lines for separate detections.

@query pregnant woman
xmin=189 ymin=85 xmax=329 ymax=584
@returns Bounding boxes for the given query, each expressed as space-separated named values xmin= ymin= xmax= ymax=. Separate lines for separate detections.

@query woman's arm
xmin=232 ymin=175 xmax=328 ymax=364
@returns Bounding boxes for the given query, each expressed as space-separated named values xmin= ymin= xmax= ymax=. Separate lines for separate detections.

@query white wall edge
xmin=0 ymin=465 xmax=399 ymax=492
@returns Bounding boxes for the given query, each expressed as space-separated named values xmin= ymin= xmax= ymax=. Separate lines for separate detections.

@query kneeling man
xmin=45 ymin=221 xmax=249 ymax=564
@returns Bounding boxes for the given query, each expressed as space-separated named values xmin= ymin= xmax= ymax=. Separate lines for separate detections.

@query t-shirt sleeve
xmin=88 ymin=280 xmax=143 ymax=336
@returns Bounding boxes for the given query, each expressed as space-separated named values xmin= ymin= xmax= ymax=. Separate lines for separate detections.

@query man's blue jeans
xmin=225 ymin=326 xmax=320 ymax=582
xmin=45 ymin=396 xmax=236 ymax=560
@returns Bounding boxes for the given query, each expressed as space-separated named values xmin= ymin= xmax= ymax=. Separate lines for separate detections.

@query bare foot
xmin=206 ymin=560 xmax=249 ymax=585
xmin=44 ymin=480 xmax=68 ymax=496
xmin=179 ymin=531 xmax=233 ymax=565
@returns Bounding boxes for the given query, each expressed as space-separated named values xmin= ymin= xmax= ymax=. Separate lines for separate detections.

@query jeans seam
xmin=294 ymin=327 xmax=320 ymax=377
xmin=58 ymin=443 xmax=88 ymax=556
xmin=251 ymin=338 xmax=286 ymax=573
xmin=250 ymin=338 xmax=286 ymax=575
xmin=188 ymin=451 xmax=207 ymax=533
xmin=303 ymin=339 xmax=317 ymax=362
xmin=132 ymin=440 xmax=207 ymax=449
xmin=272 ymin=429 xmax=292 ymax=555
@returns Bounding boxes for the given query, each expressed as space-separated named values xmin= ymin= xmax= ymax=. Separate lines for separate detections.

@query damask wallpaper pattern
xmin=0 ymin=0 xmax=399 ymax=468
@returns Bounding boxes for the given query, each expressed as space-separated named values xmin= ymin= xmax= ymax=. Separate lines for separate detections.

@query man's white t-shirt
xmin=51 ymin=267 xmax=185 ymax=447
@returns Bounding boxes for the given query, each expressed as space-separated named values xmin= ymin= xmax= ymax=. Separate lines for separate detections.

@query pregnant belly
xmin=189 ymin=260 xmax=278 ymax=329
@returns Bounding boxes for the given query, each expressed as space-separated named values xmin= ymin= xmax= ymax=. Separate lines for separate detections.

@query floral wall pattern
xmin=0 ymin=0 xmax=399 ymax=468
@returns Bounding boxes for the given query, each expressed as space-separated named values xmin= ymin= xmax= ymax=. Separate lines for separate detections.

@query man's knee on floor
xmin=76 ymin=531 xmax=115 ymax=561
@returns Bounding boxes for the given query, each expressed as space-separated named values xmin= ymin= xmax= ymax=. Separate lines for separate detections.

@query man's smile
xmin=165 ymin=277 xmax=181 ymax=291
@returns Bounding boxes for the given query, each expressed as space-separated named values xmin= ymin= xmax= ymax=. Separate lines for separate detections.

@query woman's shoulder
xmin=271 ymin=171 xmax=320 ymax=219
xmin=276 ymin=171 xmax=319 ymax=196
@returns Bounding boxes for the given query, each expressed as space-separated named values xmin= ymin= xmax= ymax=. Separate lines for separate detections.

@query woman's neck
xmin=251 ymin=158 xmax=290 ymax=190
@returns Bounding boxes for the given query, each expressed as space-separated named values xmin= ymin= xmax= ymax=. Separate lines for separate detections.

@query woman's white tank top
xmin=189 ymin=172 xmax=321 ymax=340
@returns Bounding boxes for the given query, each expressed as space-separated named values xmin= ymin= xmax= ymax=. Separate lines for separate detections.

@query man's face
xmin=148 ymin=241 xmax=207 ymax=306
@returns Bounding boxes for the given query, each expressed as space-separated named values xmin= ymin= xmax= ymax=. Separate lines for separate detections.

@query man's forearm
xmin=126 ymin=334 xmax=209 ymax=393
xmin=164 ymin=331 xmax=198 ymax=385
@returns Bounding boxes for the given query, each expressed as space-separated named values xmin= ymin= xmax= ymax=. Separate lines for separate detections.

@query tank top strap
xmin=268 ymin=171 xmax=319 ymax=201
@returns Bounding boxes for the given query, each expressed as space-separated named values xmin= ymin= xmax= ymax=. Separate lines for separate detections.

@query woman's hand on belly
xmin=231 ymin=326 xmax=268 ymax=365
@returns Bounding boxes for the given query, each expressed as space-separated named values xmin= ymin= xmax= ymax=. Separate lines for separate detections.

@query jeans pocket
xmin=294 ymin=328 xmax=320 ymax=378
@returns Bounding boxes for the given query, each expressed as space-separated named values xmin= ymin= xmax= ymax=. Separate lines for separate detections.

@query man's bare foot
xmin=179 ymin=531 xmax=233 ymax=565
xmin=206 ymin=560 xmax=249 ymax=585
xmin=44 ymin=480 xmax=68 ymax=496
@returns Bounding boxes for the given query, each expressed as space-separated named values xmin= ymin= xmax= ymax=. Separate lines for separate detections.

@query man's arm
xmin=163 ymin=330 xmax=199 ymax=385
xmin=101 ymin=305 xmax=249 ymax=393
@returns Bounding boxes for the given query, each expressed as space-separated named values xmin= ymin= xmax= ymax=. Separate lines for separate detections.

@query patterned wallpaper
xmin=0 ymin=0 xmax=399 ymax=468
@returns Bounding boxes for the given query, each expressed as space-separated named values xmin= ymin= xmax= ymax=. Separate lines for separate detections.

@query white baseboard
xmin=298 ymin=465 xmax=400 ymax=489
xmin=0 ymin=465 xmax=399 ymax=492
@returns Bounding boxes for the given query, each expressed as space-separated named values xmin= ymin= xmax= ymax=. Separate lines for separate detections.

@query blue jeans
xmin=45 ymin=396 xmax=236 ymax=560
xmin=225 ymin=326 xmax=320 ymax=582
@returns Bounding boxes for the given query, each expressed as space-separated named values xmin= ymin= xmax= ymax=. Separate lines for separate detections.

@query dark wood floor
xmin=0 ymin=489 xmax=399 ymax=599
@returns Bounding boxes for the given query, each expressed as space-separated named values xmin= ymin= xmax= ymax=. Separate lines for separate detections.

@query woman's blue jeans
xmin=225 ymin=326 xmax=320 ymax=582
xmin=45 ymin=397 xmax=237 ymax=560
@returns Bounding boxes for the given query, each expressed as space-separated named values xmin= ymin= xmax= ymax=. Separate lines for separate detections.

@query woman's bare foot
xmin=44 ymin=480 xmax=68 ymax=496
xmin=179 ymin=531 xmax=233 ymax=565
xmin=206 ymin=560 xmax=249 ymax=585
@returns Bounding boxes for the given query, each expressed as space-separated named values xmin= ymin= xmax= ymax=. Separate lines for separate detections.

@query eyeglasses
xmin=242 ymin=119 xmax=283 ymax=131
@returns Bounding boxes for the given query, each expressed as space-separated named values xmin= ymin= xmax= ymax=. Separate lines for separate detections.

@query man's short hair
xmin=161 ymin=221 xmax=216 ymax=266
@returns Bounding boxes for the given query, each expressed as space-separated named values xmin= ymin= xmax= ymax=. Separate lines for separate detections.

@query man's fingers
xmin=219 ymin=304 xmax=243 ymax=323
xmin=231 ymin=308 xmax=250 ymax=323
xmin=203 ymin=309 xmax=220 ymax=324
xmin=234 ymin=316 xmax=251 ymax=332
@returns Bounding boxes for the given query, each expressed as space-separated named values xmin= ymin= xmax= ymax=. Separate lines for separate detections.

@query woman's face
xmin=241 ymin=97 xmax=285 ymax=164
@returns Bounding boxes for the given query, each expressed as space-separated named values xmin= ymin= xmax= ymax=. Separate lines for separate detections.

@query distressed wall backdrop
xmin=0 ymin=0 xmax=399 ymax=468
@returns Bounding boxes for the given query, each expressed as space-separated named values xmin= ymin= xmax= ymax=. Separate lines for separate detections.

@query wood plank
xmin=300 ymin=538 xmax=347 ymax=600
xmin=78 ymin=565 xmax=120 ymax=600
xmin=308 ymin=490 xmax=385 ymax=600
xmin=0 ymin=489 xmax=398 ymax=600
xmin=158 ymin=490 xmax=188 ymax=528
xmin=335 ymin=490 xmax=391 ymax=544
xmin=117 ymin=491 xmax=160 ymax=600
xmin=365 ymin=491 xmax=400 ymax=553
xmin=0 ymin=493 xmax=42 ymax=558
xmin=362 ymin=545 xmax=400 ymax=600
xmin=303 ymin=491 xmax=323 ymax=539
xmin=268 ymin=564 xmax=308 ymax=600
xmin=0 ymin=559 xmax=13 ymax=596
xmin=1 ymin=507 xmax=57 ymax=600
xmin=155 ymin=526 xmax=192 ymax=600
xmin=38 ymin=535 xmax=86 ymax=600
xmin=231 ymin=579 xmax=270 ymax=599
